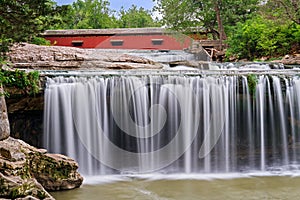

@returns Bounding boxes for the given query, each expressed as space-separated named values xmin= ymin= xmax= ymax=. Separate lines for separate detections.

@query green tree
xmin=118 ymin=5 xmax=161 ymax=28
xmin=0 ymin=0 xmax=55 ymax=96
xmin=226 ymin=15 xmax=300 ymax=60
xmin=154 ymin=0 xmax=259 ymax=40
xmin=225 ymin=0 xmax=300 ymax=60
xmin=55 ymin=0 xmax=118 ymax=29
xmin=264 ymin=0 xmax=300 ymax=25
xmin=44 ymin=5 xmax=74 ymax=30
xmin=0 ymin=0 xmax=65 ymax=57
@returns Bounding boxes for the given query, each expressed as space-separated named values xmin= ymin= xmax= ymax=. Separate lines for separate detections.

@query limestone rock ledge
xmin=7 ymin=43 xmax=163 ymax=70
xmin=0 ymin=137 xmax=83 ymax=199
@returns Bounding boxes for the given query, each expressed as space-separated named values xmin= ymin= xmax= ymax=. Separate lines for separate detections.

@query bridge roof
xmin=43 ymin=27 xmax=208 ymax=37
xmin=43 ymin=28 xmax=169 ymax=36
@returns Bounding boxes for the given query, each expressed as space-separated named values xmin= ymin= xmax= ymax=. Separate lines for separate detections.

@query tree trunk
xmin=214 ymin=0 xmax=227 ymax=50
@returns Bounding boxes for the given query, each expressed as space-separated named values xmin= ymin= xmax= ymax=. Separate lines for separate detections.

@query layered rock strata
xmin=7 ymin=43 xmax=163 ymax=70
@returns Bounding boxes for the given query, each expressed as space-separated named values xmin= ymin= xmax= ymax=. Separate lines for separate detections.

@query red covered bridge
xmin=43 ymin=28 xmax=201 ymax=50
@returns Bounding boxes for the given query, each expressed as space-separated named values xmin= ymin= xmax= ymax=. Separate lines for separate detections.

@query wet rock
xmin=0 ymin=85 xmax=10 ymax=141
xmin=0 ymin=137 xmax=83 ymax=199
xmin=7 ymin=43 xmax=163 ymax=70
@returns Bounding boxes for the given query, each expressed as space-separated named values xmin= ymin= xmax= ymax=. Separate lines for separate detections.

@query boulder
xmin=7 ymin=43 xmax=163 ymax=70
xmin=30 ymin=153 xmax=83 ymax=191
xmin=0 ymin=85 xmax=10 ymax=141
xmin=0 ymin=137 xmax=83 ymax=199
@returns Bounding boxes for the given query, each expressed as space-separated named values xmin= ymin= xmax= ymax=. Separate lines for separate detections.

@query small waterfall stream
xmin=43 ymin=66 xmax=300 ymax=176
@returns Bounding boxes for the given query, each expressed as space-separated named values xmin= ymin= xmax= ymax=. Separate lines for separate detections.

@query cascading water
xmin=43 ymin=69 xmax=300 ymax=176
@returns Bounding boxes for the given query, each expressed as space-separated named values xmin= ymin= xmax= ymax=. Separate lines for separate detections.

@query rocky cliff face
xmin=7 ymin=43 xmax=163 ymax=70
xmin=0 ymin=137 xmax=83 ymax=199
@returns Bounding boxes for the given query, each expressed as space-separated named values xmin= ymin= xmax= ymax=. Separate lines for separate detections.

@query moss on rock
xmin=0 ymin=137 xmax=83 ymax=199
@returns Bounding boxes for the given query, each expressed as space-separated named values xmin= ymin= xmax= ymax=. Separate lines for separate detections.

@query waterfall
xmin=43 ymin=74 xmax=300 ymax=175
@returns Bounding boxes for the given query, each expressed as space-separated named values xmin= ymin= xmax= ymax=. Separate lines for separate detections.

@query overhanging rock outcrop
xmin=7 ymin=43 xmax=163 ymax=70
xmin=0 ymin=137 xmax=83 ymax=199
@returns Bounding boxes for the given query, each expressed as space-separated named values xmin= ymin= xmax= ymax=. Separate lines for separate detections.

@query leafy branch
xmin=0 ymin=68 xmax=40 ymax=96
xmin=247 ymin=74 xmax=258 ymax=96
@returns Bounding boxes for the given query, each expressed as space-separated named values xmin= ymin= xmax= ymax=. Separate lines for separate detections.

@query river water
xmin=51 ymin=175 xmax=300 ymax=199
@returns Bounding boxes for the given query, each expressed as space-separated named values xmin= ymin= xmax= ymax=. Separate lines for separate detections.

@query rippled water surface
xmin=51 ymin=175 xmax=300 ymax=200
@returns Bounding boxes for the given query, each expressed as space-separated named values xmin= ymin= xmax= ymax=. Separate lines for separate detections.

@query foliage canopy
xmin=154 ymin=0 xmax=259 ymax=39
xmin=118 ymin=5 xmax=161 ymax=28
xmin=51 ymin=0 xmax=160 ymax=29
xmin=0 ymin=0 xmax=56 ymax=94
xmin=57 ymin=0 xmax=118 ymax=29
xmin=226 ymin=1 xmax=300 ymax=60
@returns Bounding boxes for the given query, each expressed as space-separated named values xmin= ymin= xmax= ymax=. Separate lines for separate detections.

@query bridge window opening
xmin=110 ymin=40 xmax=124 ymax=46
xmin=72 ymin=40 xmax=83 ymax=47
xmin=152 ymin=39 xmax=164 ymax=45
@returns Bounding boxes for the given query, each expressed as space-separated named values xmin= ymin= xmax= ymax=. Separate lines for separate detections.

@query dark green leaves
xmin=0 ymin=0 xmax=65 ymax=56
xmin=118 ymin=5 xmax=161 ymax=28
xmin=0 ymin=69 xmax=40 ymax=96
